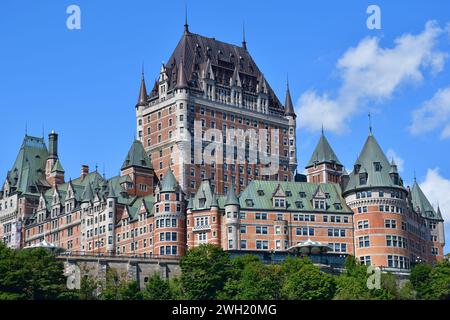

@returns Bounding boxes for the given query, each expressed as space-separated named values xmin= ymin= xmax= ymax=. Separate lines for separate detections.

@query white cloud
xmin=420 ymin=168 xmax=450 ymax=224
xmin=410 ymin=86 xmax=450 ymax=138
xmin=386 ymin=149 xmax=404 ymax=172
xmin=297 ymin=21 xmax=448 ymax=133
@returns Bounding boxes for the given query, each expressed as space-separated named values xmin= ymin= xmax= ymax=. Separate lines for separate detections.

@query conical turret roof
xmin=306 ymin=131 xmax=341 ymax=168
xmin=121 ymin=140 xmax=152 ymax=170
xmin=160 ymin=169 xmax=178 ymax=193
xmin=411 ymin=179 xmax=441 ymax=220
xmin=225 ymin=185 xmax=240 ymax=206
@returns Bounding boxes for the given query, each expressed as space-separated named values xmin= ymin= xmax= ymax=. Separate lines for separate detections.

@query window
xmin=256 ymin=226 xmax=268 ymax=234
xmin=240 ymin=240 xmax=247 ymax=249
xmin=387 ymin=255 xmax=409 ymax=269
xmin=255 ymin=213 xmax=267 ymax=220
xmin=360 ymin=256 xmax=371 ymax=265
xmin=357 ymin=220 xmax=369 ymax=229
xmin=374 ymin=162 xmax=382 ymax=172
xmin=314 ymin=200 xmax=325 ymax=210
xmin=358 ymin=236 xmax=370 ymax=248
xmin=385 ymin=219 xmax=396 ymax=229
xmin=256 ymin=240 xmax=269 ymax=250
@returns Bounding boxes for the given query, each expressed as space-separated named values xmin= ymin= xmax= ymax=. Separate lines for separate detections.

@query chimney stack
xmin=48 ymin=130 xmax=58 ymax=159
xmin=81 ymin=165 xmax=89 ymax=180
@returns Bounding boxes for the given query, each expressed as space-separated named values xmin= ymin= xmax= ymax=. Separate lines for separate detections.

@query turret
xmin=224 ymin=185 xmax=240 ymax=250
xmin=285 ymin=80 xmax=297 ymax=180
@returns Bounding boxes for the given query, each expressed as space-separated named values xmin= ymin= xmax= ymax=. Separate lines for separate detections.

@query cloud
xmin=297 ymin=21 xmax=448 ymax=133
xmin=386 ymin=149 xmax=404 ymax=172
xmin=420 ymin=168 xmax=450 ymax=224
xmin=410 ymin=86 xmax=450 ymax=138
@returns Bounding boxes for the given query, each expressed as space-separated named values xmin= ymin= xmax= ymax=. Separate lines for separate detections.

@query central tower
xmin=135 ymin=24 xmax=297 ymax=197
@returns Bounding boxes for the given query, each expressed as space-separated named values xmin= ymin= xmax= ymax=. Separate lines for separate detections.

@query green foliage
xmin=282 ymin=262 xmax=336 ymax=300
xmin=426 ymin=260 xmax=450 ymax=300
xmin=180 ymin=244 xmax=233 ymax=300
xmin=0 ymin=243 xmax=71 ymax=300
xmin=143 ymin=274 xmax=173 ymax=300
xmin=410 ymin=263 xmax=432 ymax=299
xmin=100 ymin=268 xmax=122 ymax=300
xmin=78 ymin=274 xmax=99 ymax=300
xmin=118 ymin=280 xmax=143 ymax=300
xmin=334 ymin=256 xmax=374 ymax=300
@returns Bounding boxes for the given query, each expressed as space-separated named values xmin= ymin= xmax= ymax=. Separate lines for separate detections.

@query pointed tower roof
xmin=175 ymin=61 xmax=188 ymax=89
xmin=186 ymin=197 xmax=193 ymax=210
xmin=160 ymin=169 xmax=178 ymax=193
xmin=137 ymin=72 xmax=147 ymax=107
xmin=225 ymin=185 xmax=240 ymax=206
xmin=51 ymin=159 xmax=65 ymax=173
xmin=81 ymin=182 xmax=94 ymax=203
xmin=121 ymin=140 xmax=152 ymax=170
xmin=284 ymin=81 xmax=296 ymax=117
xmin=106 ymin=180 xmax=117 ymax=199
xmin=306 ymin=131 xmax=342 ymax=168
xmin=344 ymin=133 xmax=404 ymax=194
xmin=242 ymin=22 xmax=247 ymax=50
xmin=210 ymin=192 xmax=219 ymax=208
xmin=436 ymin=205 xmax=443 ymax=220
xmin=411 ymin=180 xmax=440 ymax=220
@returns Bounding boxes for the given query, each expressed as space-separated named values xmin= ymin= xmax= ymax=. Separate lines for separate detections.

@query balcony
xmin=193 ymin=224 xmax=211 ymax=232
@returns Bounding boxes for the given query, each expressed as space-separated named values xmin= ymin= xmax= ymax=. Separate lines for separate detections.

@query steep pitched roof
xmin=344 ymin=133 xmax=403 ymax=193
xmin=136 ymin=74 xmax=147 ymax=107
xmin=239 ymin=180 xmax=351 ymax=212
xmin=411 ymin=180 xmax=441 ymax=220
xmin=160 ymin=169 xmax=178 ymax=192
xmin=306 ymin=132 xmax=342 ymax=168
xmin=151 ymin=30 xmax=284 ymax=114
xmin=51 ymin=159 xmax=65 ymax=173
xmin=284 ymin=84 xmax=296 ymax=117
xmin=225 ymin=185 xmax=240 ymax=206
xmin=121 ymin=140 xmax=152 ymax=170
xmin=4 ymin=135 xmax=49 ymax=195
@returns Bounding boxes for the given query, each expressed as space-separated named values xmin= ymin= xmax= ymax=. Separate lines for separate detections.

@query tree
xmin=78 ymin=274 xmax=99 ymax=300
xmin=180 ymin=244 xmax=233 ymax=300
xmin=118 ymin=280 xmax=143 ymax=300
xmin=281 ymin=260 xmax=336 ymax=300
xmin=410 ymin=263 xmax=432 ymax=299
xmin=0 ymin=244 xmax=71 ymax=300
xmin=426 ymin=261 xmax=450 ymax=300
xmin=100 ymin=268 xmax=122 ymax=300
xmin=143 ymin=274 xmax=173 ymax=300
xmin=334 ymin=256 xmax=374 ymax=300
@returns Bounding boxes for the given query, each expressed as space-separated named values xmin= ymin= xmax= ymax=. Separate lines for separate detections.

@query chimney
xmin=48 ymin=130 xmax=58 ymax=159
xmin=81 ymin=165 xmax=89 ymax=180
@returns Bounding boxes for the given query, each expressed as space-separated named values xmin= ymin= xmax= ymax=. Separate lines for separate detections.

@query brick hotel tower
xmin=135 ymin=22 xmax=297 ymax=197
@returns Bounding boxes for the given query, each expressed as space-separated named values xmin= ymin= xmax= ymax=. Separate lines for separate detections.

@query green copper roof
xmin=160 ymin=169 xmax=178 ymax=192
xmin=225 ymin=185 xmax=240 ymax=206
xmin=344 ymin=133 xmax=403 ymax=194
xmin=5 ymin=135 xmax=49 ymax=195
xmin=192 ymin=180 xmax=213 ymax=209
xmin=51 ymin=159 xmax=65 ymax=173
xmin=238 ymin=180 xmax=351 ymax=212
xmin=121 ymin=140 xmax=152 ymax=170
xmin=81 ymin=182 xmax=94 ymax=203
xmin=306 ymin=132 xmax=342 ymax=168
xmin=411 ymin=180 xmax=441 ymax=220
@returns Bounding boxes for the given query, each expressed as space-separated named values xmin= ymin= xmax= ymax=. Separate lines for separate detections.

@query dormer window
xmin=245 ymin=199 xmax=254 ymax=207
xmin=199 ymin=198 xmax=206 ymax=208
xmin=374 ymin=162 xmax=382 ymax=172
xmin=295 ymin=200 xmax=304 ymax=209
xmin=299 ymin=192 xmax=306 ymax=198
xmin=334 ymin=203 xmax=342 ymax=210
xmin=390 ymin=173 xmax=399 ymax=185
xmin=314 ymin=200 xmax=325 ymax=210
xmin=359 ymin=173 xmax=367 ymax=185
xmin=257 ymin=189 xmax=264 ymax=196
xmin=354 ymin=164 xmax=361 ymax=174
xmin=274 ymin=198 xmax=285 ymax=208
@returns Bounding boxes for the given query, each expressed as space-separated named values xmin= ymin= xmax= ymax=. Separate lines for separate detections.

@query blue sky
xmin=1 ymin=1 xmax=449 ymax=253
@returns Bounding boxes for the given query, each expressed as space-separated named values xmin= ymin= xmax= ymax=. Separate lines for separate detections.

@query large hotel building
xmin=0 ymin=24 xmax=445 ymax=271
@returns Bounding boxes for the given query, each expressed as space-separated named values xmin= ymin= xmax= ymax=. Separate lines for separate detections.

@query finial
xmin=95 ymin=163 xmax=98 ymax=172
xmin=42 ymin=125 xmax=45 ymax=138
xmin=413 ymin=169 xmax=416 ymax=182
xmin=25 ymin=122 xmax=28 ymax=135
xmin=368 ymin=112 xmax=373 ymax=134
xmin=286 ymin=73 xmax=289 ymax=90
xmin=184 ymin=4 xmax=189 ymax=33
xmin=103 ymin=164 xmax=106 ymax=179
xmin=321 ymin=124 xmax=324 ymax=135
xmin=242 ymin=21 xmax=247 ymax=50
xmin=141 ymin=61 xmax=145 ymax=79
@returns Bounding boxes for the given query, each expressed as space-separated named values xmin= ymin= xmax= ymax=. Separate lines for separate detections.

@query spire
xmin=186 ymin=197 xmax=193 ymax=210
xmin=306 ymin=131 xmax=342 ymax=168
xmin=225 ymin=185 xmax=240 ymax=206
xmin=184 ymin=4 xmax=189 ymax=34
xmin=121 ymin=140 xmax=152 ymax=170
xmin=107 ymin=180 xmax=117 ymax=199
xmin=81 ymin=182 xmax=94 ymax=203
xmin=210 ymin=192 xmax=219 ymax=208
xmin=284 ymin=78 xmax=296 ymax=117
xmin=160 ymin=168 xmax=178 ymax=192
xmin=242 ymin=21 xmax=247 ymax=50
xmin=175 ymin=61 xmax=188 ymax=89
xmin=137 ymin=68 xmax=147 ymax=107
xmin=368 ymin=112 xmax=373 ymax=135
